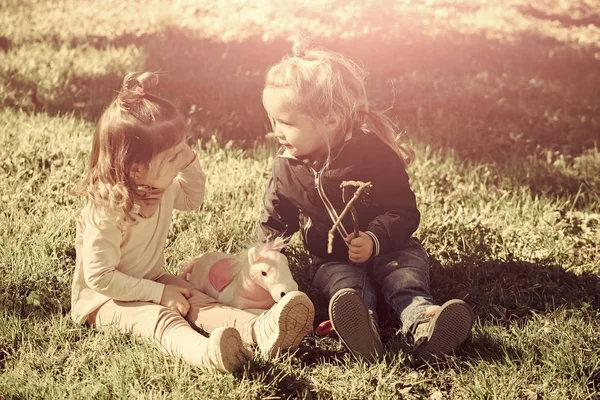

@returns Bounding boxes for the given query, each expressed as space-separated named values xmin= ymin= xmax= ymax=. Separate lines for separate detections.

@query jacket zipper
xmin=311 ymin=168 xmax=350 ymax=241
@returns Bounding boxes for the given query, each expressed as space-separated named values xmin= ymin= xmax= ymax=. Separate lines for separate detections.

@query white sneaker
xmin=199 ymin=327 xmax=251 ymax=372
xmin=252 ymin=291 xmax=315 ymax=358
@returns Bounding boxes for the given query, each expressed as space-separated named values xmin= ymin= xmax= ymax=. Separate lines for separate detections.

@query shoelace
xmin=407 ymin=310 xmax=437 ymax=346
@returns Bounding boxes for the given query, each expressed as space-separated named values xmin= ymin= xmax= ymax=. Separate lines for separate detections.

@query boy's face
xmin=262 ymin=86 xmax=331 ymax=159
xmin=134 ymin=139 xmax=194 ymax=190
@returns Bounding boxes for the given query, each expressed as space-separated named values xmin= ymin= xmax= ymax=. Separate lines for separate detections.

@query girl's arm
xmin=259 ymin=159 xmax=299 ymax=241
xmin=81 ymin=218 xmax=165 ymax=304
xmin=364 ymin=149 xmax=421 ymax=257
xmin=172 ymin=151 xmax=206 ymax=211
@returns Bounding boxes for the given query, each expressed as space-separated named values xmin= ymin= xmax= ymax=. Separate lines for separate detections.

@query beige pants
xmin=89 ymin=274 xmax=257 ymax=366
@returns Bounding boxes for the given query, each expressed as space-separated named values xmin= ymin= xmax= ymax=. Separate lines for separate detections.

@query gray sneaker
xmin=329 ymin=288 xmax=383 ymax=363
xmin=408 ymin=299 xmax=474 ymax=361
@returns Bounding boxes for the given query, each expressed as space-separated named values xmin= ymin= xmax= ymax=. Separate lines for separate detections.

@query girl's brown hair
xmin=264 ymin=36 xmax=413 ymax=166
xmin=77 ymin=72 xmax=185 ymax=223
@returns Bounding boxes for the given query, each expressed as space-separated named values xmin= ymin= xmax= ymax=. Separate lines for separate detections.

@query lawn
xmin=1 ymin=1 xmax=599 ymax=399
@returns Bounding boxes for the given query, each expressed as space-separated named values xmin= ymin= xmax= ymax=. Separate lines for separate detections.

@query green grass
xmin=1 ymin=1 xmax=599 ymax=399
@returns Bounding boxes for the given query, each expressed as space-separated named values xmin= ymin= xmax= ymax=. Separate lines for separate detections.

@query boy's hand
xmin=160 ymin=285 xmax=191 ymax=316
xmin=344 ymin=231 xmax=374 ymax=263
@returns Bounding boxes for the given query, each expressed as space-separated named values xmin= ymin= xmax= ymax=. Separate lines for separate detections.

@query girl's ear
xmin=130 ymin=164 xmax=142 ymax=180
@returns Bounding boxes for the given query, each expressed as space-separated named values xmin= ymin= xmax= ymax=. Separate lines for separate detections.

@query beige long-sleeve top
xmin=70 ymin=156 xmax=206 ymax=324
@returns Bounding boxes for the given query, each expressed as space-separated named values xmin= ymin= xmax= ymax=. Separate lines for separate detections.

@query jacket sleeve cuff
xmin=365 ymin=227 xmax=392 ymax=256
xmin=364 ymin=231 xmax=380 ymax=256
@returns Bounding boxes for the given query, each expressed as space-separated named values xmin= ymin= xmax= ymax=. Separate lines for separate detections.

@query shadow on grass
xmin=3 ymin=22 xmax=599 ymax=156
xmin=285 ymin=236 xmax=600 ymax=327
xmin=283 ymin=235 xmax=599 ymax=366
xmin=3 ymin=21 xmax=599 ymax=210
xmin=430 ymin=257 xmax=600 ymax=323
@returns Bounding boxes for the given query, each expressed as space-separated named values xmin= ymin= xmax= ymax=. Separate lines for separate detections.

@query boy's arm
xmin=81 ymin=219 xmax=165 ymax=303
xmin=259 ymin=160 xmax=299 ymax=241
xmin=172 ymin=152 xmax=206 ymax=211
xmin=364 ymin=150 xmax=420 ymax=257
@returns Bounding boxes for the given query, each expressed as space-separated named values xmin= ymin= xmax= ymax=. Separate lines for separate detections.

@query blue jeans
xmin=311 ymin=237 xmax=433 ymax=334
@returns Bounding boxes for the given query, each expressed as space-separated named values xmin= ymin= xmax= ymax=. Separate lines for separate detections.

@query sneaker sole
xmin=411 ymin=299 xmax=474 ymax=361
xmin=260 ymin=291 xmax=315 ymax=358
xmin=329 ymin=289 xmax=383 ymax=363
xmin=212 ymin=327 xmax=249 ymax=373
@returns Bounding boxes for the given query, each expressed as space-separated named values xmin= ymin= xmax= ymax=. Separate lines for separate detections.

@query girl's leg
xmin=157 ymin=274 xmax=257 ymax=342
xmin=90 ymin=300 xmax=249 ymax=372
xmin=158 ymin=274 xmax=314 ymax=358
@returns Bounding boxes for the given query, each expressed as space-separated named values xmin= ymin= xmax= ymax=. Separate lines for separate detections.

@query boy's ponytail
xmin=359 ymin=109 xmax=414 ymax=166
xmin=290 ymin=35 xmax=310 ymax=58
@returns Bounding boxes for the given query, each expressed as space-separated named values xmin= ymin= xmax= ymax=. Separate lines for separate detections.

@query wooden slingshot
xmin=327 ymin=180 xmax=372 ymax=254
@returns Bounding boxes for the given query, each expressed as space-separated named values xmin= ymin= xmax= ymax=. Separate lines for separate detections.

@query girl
xmin=71 ymin=72 xmax=314 ymax=373
xmin=259 ymin=39 xmax=474 ymax=363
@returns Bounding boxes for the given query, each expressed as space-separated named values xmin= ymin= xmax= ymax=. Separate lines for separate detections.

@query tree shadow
xmin=3 ymin=17 xmax=599 ymax=156
xmin=4 ymin=22 xmax=599 ymax=210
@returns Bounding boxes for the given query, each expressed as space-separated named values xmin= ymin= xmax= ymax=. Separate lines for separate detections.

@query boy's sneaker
xmin=329 ymin=288 xmax=383 ymax=363
xmin=199 ymin=327 xmax=251 ymax=373
xmin=408 ymin=299 xmax=474 ymax=361
xmin=252 ymin=291 xmax=315 ymax=358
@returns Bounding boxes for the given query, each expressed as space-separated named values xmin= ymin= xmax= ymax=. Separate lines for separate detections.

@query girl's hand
xmin=179 ymin=144 xmax=197 ymax=170
xmin=160 ymin=285 xmax=191 ymax=316
xmin=344 ymin=231 xmax=374 ymax=263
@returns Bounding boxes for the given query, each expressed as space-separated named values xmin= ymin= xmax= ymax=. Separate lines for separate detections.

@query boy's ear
xmin=325 ymin=113 xmax=341 ymax=132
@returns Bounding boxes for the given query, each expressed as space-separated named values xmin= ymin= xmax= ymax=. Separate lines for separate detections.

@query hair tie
xmin=133 ymin=84 xmax=146 ymax=96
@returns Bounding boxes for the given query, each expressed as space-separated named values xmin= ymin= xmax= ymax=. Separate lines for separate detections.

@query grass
xmin=1 ymin=1 xmax=599 ymax=399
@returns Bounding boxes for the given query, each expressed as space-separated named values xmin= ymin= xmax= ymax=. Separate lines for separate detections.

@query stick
xmin=327 ymin=181 xmax=372 ymax=254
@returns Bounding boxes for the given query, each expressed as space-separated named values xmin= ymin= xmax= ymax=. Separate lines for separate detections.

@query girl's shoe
xmin=200 ymin=327 xmax=251 ymax=373
xmin=408 ymin=299 xmax=474 ymax=361
xmin=252 ymin=291 xmax=315 ymax=358
xmin=329 ymin=288 xmax=383 ymax=363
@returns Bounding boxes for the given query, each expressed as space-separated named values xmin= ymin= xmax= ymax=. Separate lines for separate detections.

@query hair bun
xmin=122 ymin=71 xmax=159 ymax=96
xmin=118 ymin=72 xmax=160 ymax=119
xmin=135 ymin=72 xmax=159 ymax=94
xmin=288 ymin=35 xmax=310 ymax=57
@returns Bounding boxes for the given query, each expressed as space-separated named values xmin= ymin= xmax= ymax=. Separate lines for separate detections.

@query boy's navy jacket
xmin=260 ymin=129 xmax=421 ymax=262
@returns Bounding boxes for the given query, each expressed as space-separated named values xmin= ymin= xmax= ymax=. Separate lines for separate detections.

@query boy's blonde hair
xmin=264 ymin=36 xmax=413 ymax=165
xmin=76 ymin=72 xmax=185 ymax=224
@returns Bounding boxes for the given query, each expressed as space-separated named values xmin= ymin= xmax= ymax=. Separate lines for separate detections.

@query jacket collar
xmin=277 ymin=128 xmax=362 ymax=165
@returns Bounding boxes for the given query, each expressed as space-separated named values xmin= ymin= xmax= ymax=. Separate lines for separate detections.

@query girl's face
xmin=133 ymin=139 xmax=194 ymax=189
xmin=263 ymin=86 xmax=335 ymax=160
